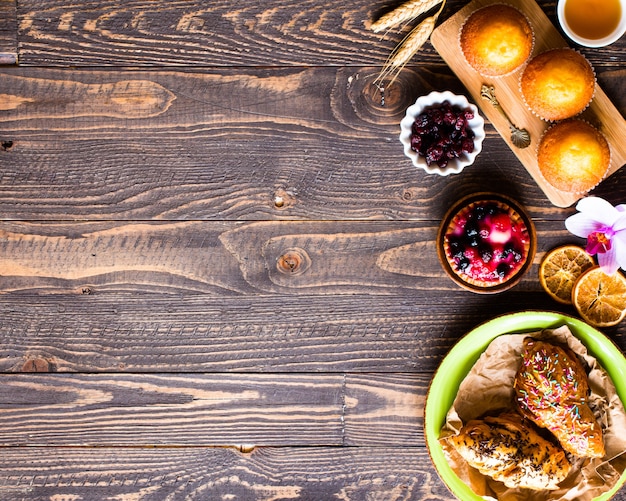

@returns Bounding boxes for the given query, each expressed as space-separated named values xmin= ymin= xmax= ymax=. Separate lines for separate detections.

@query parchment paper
xmin=439 ymin=325 xmax=626 ymax=500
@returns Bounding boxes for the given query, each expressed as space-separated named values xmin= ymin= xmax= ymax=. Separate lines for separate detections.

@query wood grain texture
xmin=0 ymin=0 xmax=17 ymax=65
xmin=0 ymin=373 xmax=347 ymax=447
xmin=0 ymin=219 xmax=591 ymax=296
xmin=0 ymin=372 xmax=427 ymax=448
xmin=0 ymin=447 xmax=459 ymax=501
xmin=12 ymin=0 xmax=626 ymax=69
xmin=1 ymin=67 xmax=625 ymax=220
xmin=13 ymin=0 xmax=448 ymax=67
xmin=4 ymin=291 xmax=613 ymax=374
xmin=2 ymin=0 xmax=626 ymax=498
xmin=431 ymin=0 xmax=626 ymax=208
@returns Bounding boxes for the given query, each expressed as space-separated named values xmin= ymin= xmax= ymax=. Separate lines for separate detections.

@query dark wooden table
xmin=1 ymin=0 xmax=625 ymax=499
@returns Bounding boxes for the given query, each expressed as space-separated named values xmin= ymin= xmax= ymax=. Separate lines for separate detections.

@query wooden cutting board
xmin=430 ymin=0 xmax=626 ymax=207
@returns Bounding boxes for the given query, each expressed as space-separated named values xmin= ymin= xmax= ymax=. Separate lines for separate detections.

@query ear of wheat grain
xmin=373 ymin=14 xmax=437 ymax=89
xmin=373 ymin=0 xmax=446 ymax=90
xmin=371 ymin=0 xmax=443 ymax=33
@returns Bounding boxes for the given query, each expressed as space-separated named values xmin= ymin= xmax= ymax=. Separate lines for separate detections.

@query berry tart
xmin=437 ymin=193 xmax=536 ymax=293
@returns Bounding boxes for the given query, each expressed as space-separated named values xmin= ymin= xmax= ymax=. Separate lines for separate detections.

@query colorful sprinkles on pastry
xmin=514 ymin=338 xmax=605 ymax=458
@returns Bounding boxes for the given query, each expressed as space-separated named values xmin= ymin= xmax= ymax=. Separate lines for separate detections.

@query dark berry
xmin=443 ymin=109 xmax=456 ymax=126
xmin=426 ymin=145 xmax=444 ymax=165
xmin=411 ymin=135 xmax=422 ymax=152
xmin=458 ymin=257 xmax=470 ymax=271
xmin=428 ymin=108 xmax=444 ymax=124
xmin=486 ymin=204 xmax=499 ymax=216
xmin=452 ymin=143 xmax=464 ymax=157
xmin=464 ymin=221 xmax=479 ymax=238
xmin=496 ymin=263 xmax=510 ymax=278
xmin=502 ymin=242 xmax=522 ymax=261
xmin=449 ymin=238 xmax=465 ymax=259
xmin=473 ymin=206 xmax=486 ymax=220
xmin=410 ymin=102 xmax=476 ymax=166
xmin=414 ymin=113 xmax=430 ymax=129
xmin=479 ymin=245 xmax=493 ymax=263
xmin=462 ymin=138 xmax=474 ymax=153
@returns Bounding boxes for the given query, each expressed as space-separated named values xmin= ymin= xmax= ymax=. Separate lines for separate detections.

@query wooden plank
xmin=0 ymin=0 xmax=17 ymax=65
xmin=0 ymin=221 xmax=623 ymax=374
xmin=345 ymin=373 xmax=424 ymax=446
xmin=0 ymin=65 xmax=463 ymax=141
xmin=2 ymin=65 xmax=622 ymax=142
xmin=3 ymin=291 xmax=621 ymax=374
xmin=0 ymin=447 xmax=459 ymax=501
xmin=1 ymin=67 xmax=624 ymax=220
xmin=0 ymin=298 xmax=606 ymax=375
xmin=431 ymin=0 xmax=626 ymax=208
xmin=1 ymin=446 xmax=624 ymax=500
xmin=0 ymin=136 xmax=557 ymax=220
xmin=0 ymin=219 xmax=584 ymax=296
xmin=12 ymin=0 xmax=624 ymax=70
xmin=0 ymin=372 xmax=427 ymax=447
xmin=13 ymin=0 xmax=451 ymax=67
xmin=0 ymin=373 xmax=345 ymax=447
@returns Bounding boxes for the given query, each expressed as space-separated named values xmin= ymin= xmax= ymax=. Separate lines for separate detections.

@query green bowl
xmin=425 ymin=311 xmax=626 ymax=500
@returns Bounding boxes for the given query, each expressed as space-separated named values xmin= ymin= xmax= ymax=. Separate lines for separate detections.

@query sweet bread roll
xmin=514 ymin=338 xmax=605 ymax=458
xmin=447 ymin=412 xmax=571 ymax=490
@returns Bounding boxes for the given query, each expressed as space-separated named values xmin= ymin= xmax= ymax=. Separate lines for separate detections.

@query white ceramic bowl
xmin=557 ymin=0 xmax=626 ymax=48
xmin=399 ymin=90 xmax=485 ymax=176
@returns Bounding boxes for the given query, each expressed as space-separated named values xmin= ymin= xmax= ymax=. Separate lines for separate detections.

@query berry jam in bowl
xmin=399 ymin=91 xmax=485 ymax=176
xmin=437 ymin=193 xmax=536 ymax=293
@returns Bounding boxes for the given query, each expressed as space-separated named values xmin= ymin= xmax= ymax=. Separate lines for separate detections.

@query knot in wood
xmin=401 ymin=188 xmax=414 ymax=201
xmin=272 ymin=188 xmax=296 ymax=210
xmin=347 ymin=70 xmax=414 ymax=125
xmin=22 ymin=358 xmax=51 ymax=372
xmin=276 ymin=248 xmax=311 ymax=276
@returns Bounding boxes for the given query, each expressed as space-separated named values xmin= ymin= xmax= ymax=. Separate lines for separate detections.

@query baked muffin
xmin=514 ymin=338 xmax=605 ymax=458
xmin=460 ymin=4 xmax=534 ymax=76
xmin=447 ymin=412 xmax=571 ymax=490
xmin=520 ymin=48 xmax=595 ymax=121
xmin=439 ymin=194 xmax=535 ymax=292
xmin=537 ymin=120 xmax=610 ymax=194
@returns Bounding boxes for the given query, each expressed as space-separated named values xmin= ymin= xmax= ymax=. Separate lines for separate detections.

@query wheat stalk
xmin=373 ymin=15 xmax=435 ymax=89
xmin=373 ymin=0 xmax=445 ymax=90
xmin=370 ymin=0 xmax=443 ymax=33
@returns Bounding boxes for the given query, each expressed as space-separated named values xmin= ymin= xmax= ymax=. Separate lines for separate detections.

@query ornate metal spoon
xmin=480 ymin=84 xmax=531 ymax=149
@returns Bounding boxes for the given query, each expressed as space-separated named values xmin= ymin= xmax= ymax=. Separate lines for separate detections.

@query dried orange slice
xmin=539 ymin=245 xmax=594 ymax=304
xmin=572 ymin=266 xmax=626 ymax=327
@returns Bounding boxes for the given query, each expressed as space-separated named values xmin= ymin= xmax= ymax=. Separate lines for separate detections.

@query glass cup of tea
xmin=557 ymin=0 xmax=626 ymax=47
